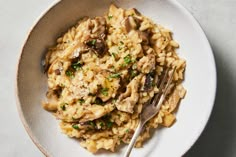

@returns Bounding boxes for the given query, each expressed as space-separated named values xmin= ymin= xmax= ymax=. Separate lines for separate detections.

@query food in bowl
xmin=42 ymin=4 xmax=186 ymax=153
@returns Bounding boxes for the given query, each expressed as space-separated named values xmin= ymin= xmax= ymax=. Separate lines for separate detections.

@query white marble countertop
xmin=0 ymin=0 xmax=235 ymax=156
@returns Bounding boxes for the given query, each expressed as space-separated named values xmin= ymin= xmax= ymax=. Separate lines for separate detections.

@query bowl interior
xmin=17 ymin=0 xmax=216 ymax=157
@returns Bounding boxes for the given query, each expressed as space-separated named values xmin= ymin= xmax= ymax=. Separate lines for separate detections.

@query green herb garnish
xmin=125 ymin=129 xmax=130 ymax=133
xmin=94 ymin=97 xmax=104 ymax=105
xmin=112 ymin=98 xmax=117 ymax=103
xmin=101 ymin=88 xmax=109 ymax=96
xmin=132 ymin=63 xmax=137 ymax=69
xmin=60 ymin=103 xmax=67 ymax=111
xmin=106 ymin=121 xmax=113 ymax=128
xmin=99 ymin=122 xmax=104 ymax=127
xmin=89 ymin=121 xmax=96 ymax=128
xmin=78 ymin=99 xmax=85 ymax=104
xmin=121 ymin=63 xmax=127 ymax=67
xmin=120 ymin=41 xmax=124 ymax=45
xmin=130 ymin=70 xmax=138 ymax=78
xmin=124 ymin=55 xmax=131 ymax=64
xmin=72 ymin=124 xmax=79 ymax=130
xmin=109 ymin=73 xmax=121 ymax=78
xmin=88 ymin=93 xmax=96 ymax=96
xmin=65 ymin=70 xmax=74 ymax=77
xmin=71 ymin=61 xmax=83 ymax=70
xmin=108 ymin=15 xmax=113 ymax=20
xmin=72 ymin=116 xmax=77 ymax=120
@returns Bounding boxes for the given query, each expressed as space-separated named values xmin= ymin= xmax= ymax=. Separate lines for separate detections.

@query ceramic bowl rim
xmin=15 ymin=0 xmax=217 ymax=156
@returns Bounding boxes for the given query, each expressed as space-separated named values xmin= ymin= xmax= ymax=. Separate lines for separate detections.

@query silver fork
xmin=124 ymin=67 xmax=176 ymax=157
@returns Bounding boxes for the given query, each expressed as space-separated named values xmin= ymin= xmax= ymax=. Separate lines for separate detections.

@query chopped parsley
xmin=132 ymin=63 xmax=137 ymax=69
xmin=99 ymin=122 xmax=104 ymax=127
xmin=124 ymin=55 xmax=132 ymax=64
xmin=65 ymin=70 xmax=74 ymax=78
xmin=106 ymin=121 xmax=113 ymax=128
xmin=130 ymin=70 xmax=138 ymax=78
xmin=121 ymin=63 xmax=127 ymax=67
xmin=91 ymin=39 xmax=96 ymax=45
xmin=60 ymin=83 xmax=65 ymax=87
xmin=109 ymin=73 xmax=121 ymax=78
xmin=111 ymin=52 xmax=117 ymax=58
xmin=108 ymin=15 xmax=113 ymax=20
xmin=120 ymin=41 xmax=124 ymax=45
xmin=112 ymin=98 xmax=117 ymax=103
xmin=125 ymin=129 xmax=130 ymax=133
xmin=71 ymin=61 xmax=83 ymax=70
xmin=88 ymin=93 xmax=96 ymax=96
xmin=89 ymin=121 xmax=96 ymax=128
xmin=72 ymin=124 xmax=79 ymax=130
xmin=78 ymin=99 xmax=85 ymax=104
xmin=100 ymin=88 xmax=109 ymax=96
xmin=60 ymin=103 xmax=67 ymax=111
xmin=72 ymin=116 xmax=77 ymax=120
xmin=94 ymin=97 xmax=104 ymax=105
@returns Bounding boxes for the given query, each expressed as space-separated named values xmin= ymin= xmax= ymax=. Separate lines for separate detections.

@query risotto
xmin=42 ymin=4 xmax=186 ymax=153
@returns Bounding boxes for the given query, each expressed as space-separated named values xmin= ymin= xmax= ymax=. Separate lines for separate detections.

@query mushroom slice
xmin=122 ymin=16 xmax=137 ymax=33
xmin=42 ymin=88 xmax=61 ymax=111
xmin=79 ymin=103 xmax=115 ymax=123
xmin=138 ymin=31 xmax=149 ymax=45
xmin=85 ymin=38 xmax=106 ymax=57
xmin=91 ymin=17 xmax=107 ymax=38
xmin=56 ymin=103 xmax=115 ymax=123
xmin=115 ymin=74 xmax=143 ymax=113
xmin=167 ymin=84 xmax=186 ymax=113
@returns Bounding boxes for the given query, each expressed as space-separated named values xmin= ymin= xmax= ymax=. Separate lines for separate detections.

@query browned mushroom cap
xmin=42 ymin=87 xmax=62 ymax=111
xmin=85 ymin=38 xmax=106 ymax=57
xmin=138 ymin=31 xmax=149 ymax=45
xmin=143 ymin=73 xmax=154 ymax=91
xmin=122 ymin=16 xmax=138 ymax=33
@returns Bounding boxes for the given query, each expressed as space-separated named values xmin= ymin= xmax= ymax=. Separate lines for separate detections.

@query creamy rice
xmin=42 ymin=4 xmax=186 ymax=153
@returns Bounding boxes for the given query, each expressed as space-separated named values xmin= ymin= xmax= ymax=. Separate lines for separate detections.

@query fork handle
xmin=124 ymin=122 xmax=144 ymax=157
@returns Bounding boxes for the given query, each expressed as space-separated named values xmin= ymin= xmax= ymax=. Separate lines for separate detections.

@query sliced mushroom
xmin=143 ymin=73 xmax=154 ymax=91
xmin=85 ymin=38 xmax=106 ymax=57
xmin=91 ymin=17 xmax=107 ymax=39
xmin=42 ymin=88 xmax=61 ymax=111
xmin=54 ymin=69 xmax=61 ymax=75
xmin=138 ymin=31 xmax=149 ymax=45
xmin=68 ymin=41 xmax=89 ymax=59
xmin=56 ymin=103 xmax=115 ymax=123
xmin=125 ymin=8 xmax=142 ymax=18
xmin=137 ymin=54 xmax=156 ymax=74
xmin=167 ymin=84 xmax=186 ymax=113
xmin=79 ymin=104 xmax=115 ymax=123
xmin=122 ymin=16 xmax=137 ymax=33
xmin=115 ymin=74 xmax=143 ymax=113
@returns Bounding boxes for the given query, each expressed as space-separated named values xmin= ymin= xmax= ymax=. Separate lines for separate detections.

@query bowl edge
xmin=15 ymin=1 xmax=61 ymax=157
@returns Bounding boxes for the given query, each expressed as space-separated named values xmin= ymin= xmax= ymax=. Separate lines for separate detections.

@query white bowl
xmin=16 ymin=0 xmax=217 ymax=157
